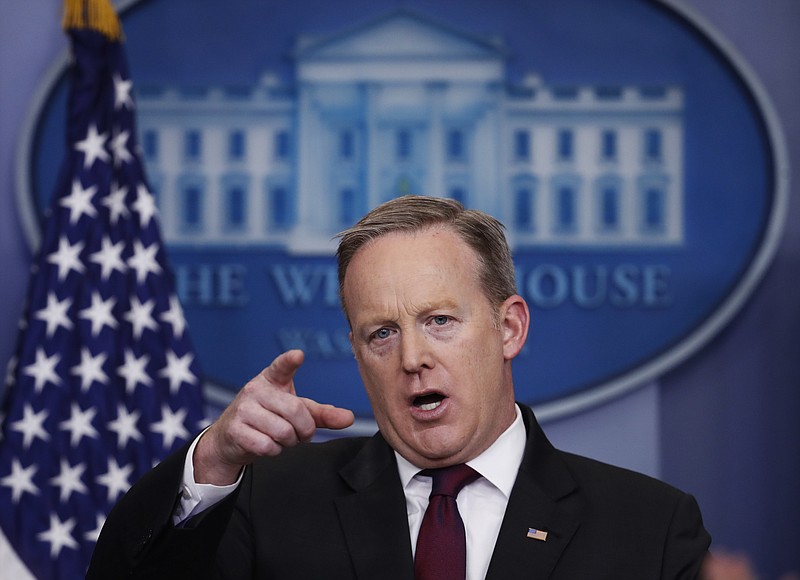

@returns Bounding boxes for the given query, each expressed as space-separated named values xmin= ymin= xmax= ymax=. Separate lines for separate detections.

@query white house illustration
xmin=137 ymin=9 xmax=684 ymax=253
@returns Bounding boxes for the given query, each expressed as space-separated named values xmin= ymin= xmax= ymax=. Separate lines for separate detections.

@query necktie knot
xmin=423 ymin=464 xmax=480 ymax=498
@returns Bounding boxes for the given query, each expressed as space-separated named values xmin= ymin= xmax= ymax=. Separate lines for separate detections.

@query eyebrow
xmin=357 ymin=298 xmax=461 ymax=328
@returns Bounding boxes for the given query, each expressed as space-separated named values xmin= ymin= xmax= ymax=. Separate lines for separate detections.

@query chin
xmin=413 ymin=435 xmax=468 ymax=463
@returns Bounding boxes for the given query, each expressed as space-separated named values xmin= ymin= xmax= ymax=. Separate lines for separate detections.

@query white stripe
xmin=0 ymin=528 xmax=36 ymax=580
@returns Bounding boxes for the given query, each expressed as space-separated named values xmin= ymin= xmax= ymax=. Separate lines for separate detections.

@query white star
xmin=49 ymin=459 xmax=88 ymax=502
xmin=84 ymin=514 xmax=106 ymax=543
xmin=33 ymin=292 xmax=73 ymax=337
xmin=160 ymin=295 xmax=187 ymax=339
xmin=37 ymin=513 xmax=79 ymax=558
xmin=117 ymin=349 xmax=152 ymax=395
xmin=110 ymin=128 xmax=133 ymax=166
xmin=124 ymin=295 xmax=159 ymax=339
xmin=132 ymin=184 xmax=158 ymax=227
xmin=107 ymin=404 xmax=143 ymax=449
xmin=59 ymin=402 xmax=99 ymax=447
xmin=74 ymin=123 xmax=109 ymax=168
xmin=113 ymin=74 xmax=134 ymax=110
xmin=78 ymin=291 xmax=118 ymax=337
xmin=127 ymin=239 xmax=162 ymax=284
xmin=60 ymin=179 xmax=98 ymax=224
xmin=0 ymin=458 xmax=39 ymax=503
xmin=70 ymin=347 xmax=109 ymax=393
xmin=102 ymin=182 xmax=130 ymax=224
xmin=158 ymin=350 xmax=197 ymax=394
xmin=22 ymin=347 xmax=61 ymax=393
xmin=96 ymin=457 xmax=134 ymax=503
xmin=10 ymin=405 xmax=50 ymax=449
xmin=151 ymin=405 xmax=190 ymax=450
xmin=47 ymin=236 xmax=85 ymax=281
xmin=89 ymin=236 xmax=127 ymax=280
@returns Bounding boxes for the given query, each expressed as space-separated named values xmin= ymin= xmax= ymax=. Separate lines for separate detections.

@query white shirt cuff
xmin=172 ymin=430 xmax=244 ymax=526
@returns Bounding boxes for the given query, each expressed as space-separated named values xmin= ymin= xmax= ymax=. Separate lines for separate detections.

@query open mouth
xmin=412 ymin=393 xmax=446 ymax=411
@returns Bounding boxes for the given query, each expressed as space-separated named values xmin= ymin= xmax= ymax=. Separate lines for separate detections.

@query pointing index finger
xmin=259 ymin=349 xmax=305 ymax=393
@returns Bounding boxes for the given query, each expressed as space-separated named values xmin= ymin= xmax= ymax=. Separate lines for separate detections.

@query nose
xmin=400 ymin=330 xmax=434 ymax=374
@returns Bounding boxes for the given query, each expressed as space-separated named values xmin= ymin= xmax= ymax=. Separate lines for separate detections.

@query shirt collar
xmin=394 ymin=404 xmax=526 ymax=498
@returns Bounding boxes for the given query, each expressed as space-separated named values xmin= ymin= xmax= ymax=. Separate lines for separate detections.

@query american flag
xmin=0 ymin=2 xmax=206 ymax=578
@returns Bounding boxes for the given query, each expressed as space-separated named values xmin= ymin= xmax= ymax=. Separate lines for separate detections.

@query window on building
xmin=184 ymin=130 xmax=202 ymax=161
xmin=515 ymin=187 xmax=534 ymax=230
xmin=275 ymin=130 xmax=290 ymax=160
xmin=269 ymin=186 xmax=290 ymax=229
xmin=601 ymin=130 xmax=617 ymax=161
xmin=557 ymin=129 xmax=574 ymax=161
xmin=448 ymin=186 xmax=466 ymax=206
xmin=225 ymin=185 xmax=247 ymax=230
xmin=142 ymin=130 xmax=158 ymax=161
xmin=396 ymin=129 xmax=412 ymax=160
xmin=340 ymin=188 xmax=357 ymax=225
xmin=514 ymin=130 xmax=530 ymax=160
xmin=339 ymin=130 xmax=354 ymax=160
xmin=553 ymin=87 xmax=579 ymax=100
xmin=596 ymin=87 xmax=623 ymax=100
xmin=644 ymin=129 xmax=662 ymax=162
xmin=182 ymin=185 xmax=203 ymax=230
xmin=228 ymin=130 xmax=246 ymax=161
xmin=601 ymin=186 xmax=620 ymax=230
xmin=557 ymin=185 xmax=576 ymax=230
xmin=643 ymin=187 xmax=665 ymax=231
xmin=446 ymin=129 xmax=464 ymax=161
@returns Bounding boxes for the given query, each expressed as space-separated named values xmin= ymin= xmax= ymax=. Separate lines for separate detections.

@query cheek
xmin=461 ymin=342 xmax=504 ymax=397
xmin=358 ymin=360 xmax=395 ymax=408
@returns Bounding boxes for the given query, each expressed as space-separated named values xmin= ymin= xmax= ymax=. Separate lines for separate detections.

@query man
xmin=88 ymin=195 xmax=710 ymax=579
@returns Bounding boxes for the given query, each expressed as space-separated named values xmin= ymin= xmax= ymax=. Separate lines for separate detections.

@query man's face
xmin=344 ymin=227 xmax=528 ymax=468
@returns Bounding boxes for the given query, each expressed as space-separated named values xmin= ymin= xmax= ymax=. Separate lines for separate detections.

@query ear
xmin=499 ymin=294 xmax=530 ymax=361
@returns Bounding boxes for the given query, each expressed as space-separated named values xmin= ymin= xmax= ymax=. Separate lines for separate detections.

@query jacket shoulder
xmin=559 ymin=450 xmax=688 ymax=502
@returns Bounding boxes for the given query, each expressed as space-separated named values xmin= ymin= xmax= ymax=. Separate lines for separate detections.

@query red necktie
xmin=414 ymin=464 xmax=480 ymax=580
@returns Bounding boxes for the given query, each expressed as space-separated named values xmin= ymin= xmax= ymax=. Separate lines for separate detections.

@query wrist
xmin=193 ymin=429 xmax=244 ymax=485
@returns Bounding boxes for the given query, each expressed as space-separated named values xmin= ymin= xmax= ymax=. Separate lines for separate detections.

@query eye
xmin=371 ymin=327 xmax=392 ymax=340
xmin=432 ymin=315 xmax=450 ymax=326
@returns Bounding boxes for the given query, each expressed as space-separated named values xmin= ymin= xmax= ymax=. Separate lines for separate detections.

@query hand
xmin=701 ymin=551 xmax=758 ymax=580
xmin=193 ymin=349 xmax=355 ymax=485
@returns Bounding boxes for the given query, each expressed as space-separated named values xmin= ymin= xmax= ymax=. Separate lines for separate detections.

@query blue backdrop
xmin=0 ymin=1 xmax=798 ymax=577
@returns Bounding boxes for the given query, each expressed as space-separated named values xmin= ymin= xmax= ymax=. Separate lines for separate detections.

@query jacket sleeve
xmin=661 ymin=492 xmax=712 ymax=580
xmin=86 ymin=441 xmax=242 ymax=579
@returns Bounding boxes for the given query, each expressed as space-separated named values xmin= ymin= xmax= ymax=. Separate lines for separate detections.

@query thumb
xmin=302 ymin=398 xmax=355 ymax=430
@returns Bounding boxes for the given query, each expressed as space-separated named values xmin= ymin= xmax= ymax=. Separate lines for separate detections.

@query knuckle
xmin=271 ymin=420 xmax=296 ymax=444
xmin=251 ymin=435 xmax=282 ymax=457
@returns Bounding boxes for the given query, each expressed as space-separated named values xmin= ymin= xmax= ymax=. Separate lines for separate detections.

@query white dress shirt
xmin=175 ymin=404 xmax=526 ymax=580
xmin=396 ymin=405 xmax=526 ymax=580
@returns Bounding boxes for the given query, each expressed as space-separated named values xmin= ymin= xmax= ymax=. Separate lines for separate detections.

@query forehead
xmin=343 ymin=227 xmax=483 ymax=308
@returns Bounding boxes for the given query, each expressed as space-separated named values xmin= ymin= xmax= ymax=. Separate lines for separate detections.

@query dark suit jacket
xmin=87 ymin=404 xmax=710 ymax=579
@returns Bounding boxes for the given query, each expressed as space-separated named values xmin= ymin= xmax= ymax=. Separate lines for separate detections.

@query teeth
xmin=419 ymin=401 xmax=441 ymax=411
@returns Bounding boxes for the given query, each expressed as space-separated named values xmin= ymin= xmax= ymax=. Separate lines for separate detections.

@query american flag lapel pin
xmin=527 ymin=528 xmax=548 ymax=542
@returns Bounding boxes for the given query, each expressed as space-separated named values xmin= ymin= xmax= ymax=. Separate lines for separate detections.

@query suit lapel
xmin=333 ymin=406 xmax=579 ymax=580
xmin=335 ymin=434 xmax=415 ymax=580
xmin=486 ymin=405 xmax=581 ymax=580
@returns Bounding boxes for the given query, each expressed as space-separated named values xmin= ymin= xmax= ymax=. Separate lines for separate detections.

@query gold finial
xmin=62 ymin=0 xmax=123 ymax=41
